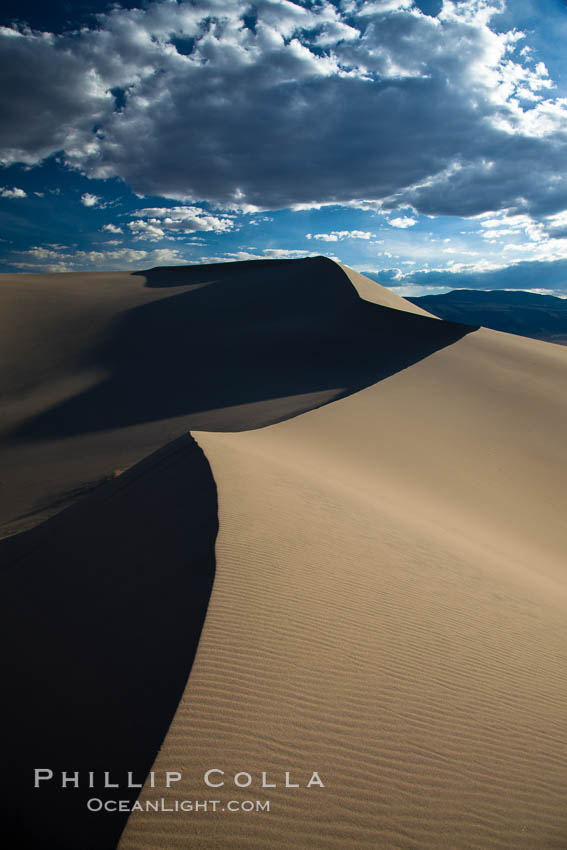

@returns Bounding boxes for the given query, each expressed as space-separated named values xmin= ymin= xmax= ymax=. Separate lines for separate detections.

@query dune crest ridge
xmin=119 ymin=292 xmax=567 ymax=848
xmin=0 ymin=256 xmax=471 ymax=538
xmin=2 ymin=258 xmax=566 ymax=849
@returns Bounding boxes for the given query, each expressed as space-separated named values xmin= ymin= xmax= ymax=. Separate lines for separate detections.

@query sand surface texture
xmin=0 ymin=257 xmax=449 ymax=539
xmin=2 ymin=258 xmax=566 ymax=849
xmin=119 ymin=264 xmax=567 ymax=849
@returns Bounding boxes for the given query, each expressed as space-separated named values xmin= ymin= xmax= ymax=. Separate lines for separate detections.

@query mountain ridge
xmin=406 ymin=287 xmax=567 ymax=344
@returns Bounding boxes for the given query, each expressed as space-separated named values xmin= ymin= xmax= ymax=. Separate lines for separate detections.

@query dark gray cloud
xmin=1 ymin=0 xmax=567 ymax=219
xmin=0 ymin=28 xmax=111 ymax=164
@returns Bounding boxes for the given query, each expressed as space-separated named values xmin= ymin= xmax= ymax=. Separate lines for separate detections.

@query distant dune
xmin=408 ymin=288 xmax=567 ymax=345
xmin=1 ymin=258 xmax=567 ymax=849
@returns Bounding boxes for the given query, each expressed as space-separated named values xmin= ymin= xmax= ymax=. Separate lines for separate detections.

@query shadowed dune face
xmin=10 ymin=257 xmax=476 ymax=440
xmin=120 ymin=329 xmax=567 ymax=850
xmin=0 ymin=256 xmax=476 ymax=537
xmin=2 ymin=256 xmax=567 ymax=850
xmin=0 ymin=434 xmax=217 ymax=850
xmin=137 ymin=257 xmax=295 ymax=288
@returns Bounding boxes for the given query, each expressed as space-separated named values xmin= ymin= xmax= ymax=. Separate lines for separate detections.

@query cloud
xmin=388 ymin=283 xmax=454 ymax=297
xmin=81 ymin=192 xmax=102 ymax=207
xmin=306 ymin=230 xmax=374 ymax=241
xmin=10 ymin=243 xmax=185 ymax=272
xmin=101 ymin=223 xmax=122 ymax=234
xmin=0 ymin=186 xmax=26 ymax=198
xmin=1 ymin=0 xmax=567 ymax=228
xmin=350 ymin=1 xmax=415 ymax=15
xmin=196 ymin=249 xmax=321 ymax=263
xmin=260 ymin=248 xmax=320 ymax=259
xmin=314 ymin=20 xmax=361 ymax=47
xmin=7 ymin=240 xmax=318 ymax=272
xmin=249 ymin=215 xmax=274 ymax=226
xmin=388 ymin=216 xmax=417 ymax=228
xmin=364 ymin=256 xmax=567 ymax=294
xmin=0 ymin=26 xmax=111 ymax=167
xmin=126 ymin=206 xmax=235 ymax=241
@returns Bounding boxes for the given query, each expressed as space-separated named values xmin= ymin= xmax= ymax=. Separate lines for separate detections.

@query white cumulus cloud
xmin=306 ymin=230 xmax=374 ymax=241
xmin=0 ymin=186 xmax=26 ymax=198
xmin=81 ymin=192 xmax=102 ymax=207
xmin=388 ymin=216 xmax=417 ymax=228
xmin=127 ymin=206 xmax=235 ymax=241
xmin=11 ymin=243 xmax=185 ymax=273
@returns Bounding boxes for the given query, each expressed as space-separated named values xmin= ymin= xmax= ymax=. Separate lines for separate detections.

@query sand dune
xmin=1 ymin=434 xmax=217 ymax=850
xmin=2 ymin=258 xmax=567 ymax=849
xmin=0 ymin=257 xmax=468 ymax=539
xmin=120 ymin=266 xmax=567 ymax=849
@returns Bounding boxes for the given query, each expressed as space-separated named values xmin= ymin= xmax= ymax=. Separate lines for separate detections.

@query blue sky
xmin=2 ymin=0 xmax=567 ymax=297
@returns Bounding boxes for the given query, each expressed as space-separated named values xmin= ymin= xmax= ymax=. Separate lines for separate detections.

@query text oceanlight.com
xmin=87 ymin=798 xmax=271 ymax=813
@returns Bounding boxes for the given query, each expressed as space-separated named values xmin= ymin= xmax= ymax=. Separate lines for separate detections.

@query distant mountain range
xmin=406 ymin=289 xmax=567 ymax=345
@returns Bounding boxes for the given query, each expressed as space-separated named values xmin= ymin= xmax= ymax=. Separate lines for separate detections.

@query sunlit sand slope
xmin=120 ymin=326 xmax=567 ymax=850
xmin=0 ymin=257 xmax=457 ymax=538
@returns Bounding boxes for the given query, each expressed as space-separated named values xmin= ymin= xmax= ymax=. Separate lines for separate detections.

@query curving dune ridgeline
xmin=1 ymin=257 xmax=567 ymax=849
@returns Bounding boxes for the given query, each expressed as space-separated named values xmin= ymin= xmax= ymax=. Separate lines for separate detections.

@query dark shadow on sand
xmin=0 ymin=257 xmax=479 ymax=849
xmin=0 ymin=433 xmax=217 ymax=850
xmin=140 ymin=257 xmax=295 ymax=288
xmin=11 ymin=257 xmax=479 ymax=441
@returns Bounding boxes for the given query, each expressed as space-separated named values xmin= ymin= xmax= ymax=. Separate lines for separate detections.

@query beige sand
xmin=118 ymin=266 xmax=567 ymax=848
xmin=0 ymin=257 xmax=457 ymax=539
xmin=2 ymin=258 xmax=567 ymax=848
xmin=0 ymin=258 xmax=344 ymax=536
